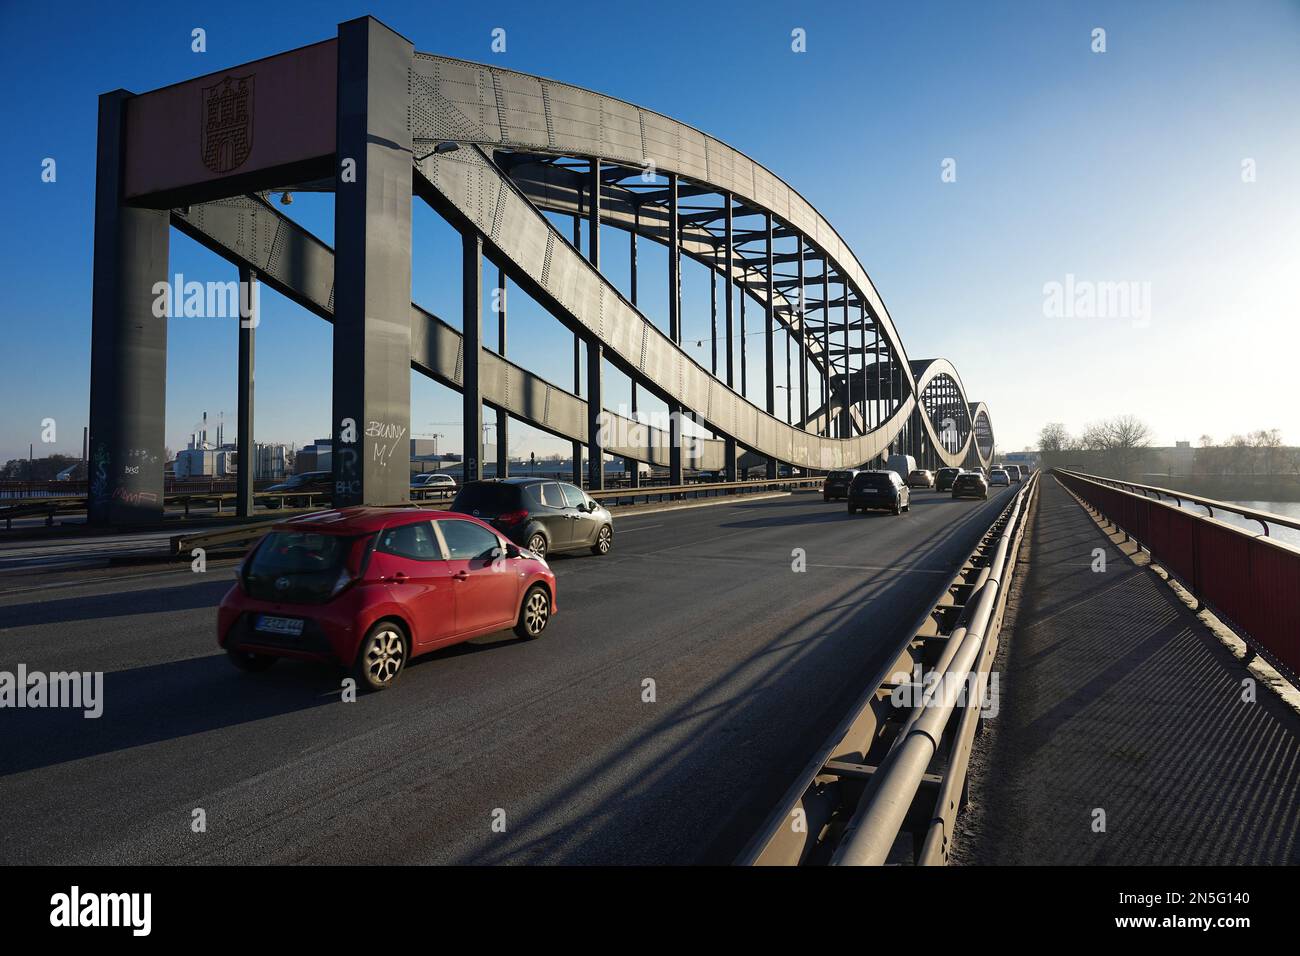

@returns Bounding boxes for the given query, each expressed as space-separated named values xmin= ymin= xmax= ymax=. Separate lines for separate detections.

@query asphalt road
xmin=0 ymin=484 xmax=1016 ymax=864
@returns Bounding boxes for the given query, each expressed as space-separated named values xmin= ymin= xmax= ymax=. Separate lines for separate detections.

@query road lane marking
xmin=615 ymin=524 xmax=663 ymax=534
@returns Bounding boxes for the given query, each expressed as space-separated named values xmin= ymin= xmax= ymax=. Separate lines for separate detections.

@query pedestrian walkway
xmin=956 ymin=475 xmax=1300 ymax=865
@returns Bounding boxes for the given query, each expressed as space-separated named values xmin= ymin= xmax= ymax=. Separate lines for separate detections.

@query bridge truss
xmin=88 ymin=16 xmax=994 ymax=525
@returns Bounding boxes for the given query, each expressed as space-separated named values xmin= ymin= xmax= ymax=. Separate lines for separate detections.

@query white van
xmin=886 ymin=454 xmax=917 ymax=481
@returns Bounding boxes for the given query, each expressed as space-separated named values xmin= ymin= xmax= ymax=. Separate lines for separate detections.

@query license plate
xmin=255 ymin=615 xmax=303 ymax=637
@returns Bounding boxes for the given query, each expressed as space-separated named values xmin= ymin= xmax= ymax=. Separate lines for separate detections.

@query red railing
xmin=1055 ymin=469 xmax=1300 ymax=684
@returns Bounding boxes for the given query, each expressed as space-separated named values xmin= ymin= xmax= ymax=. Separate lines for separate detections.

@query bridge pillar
xmin=496 ymin=266 xmax=508 ymax=479
xmin=88 ymin=89 xmax=169 ymax=527
xmin=572 ymin=211 xmax=583 ymax=486
xmin=821 ymin=265 xmax=830 ymax=436
xmin=236 ymin=266 xmax=256 ymax=518
xmin=626 ymin=210 xmax=640 ymax=487
xmin=764 ymin=212 xmax=777 ymax=479
xmin=797 ymin=236 xmax=807 ymax=430
xmin=668 ymin=173 xmax=684 ymax=487
xmin=332 ymin=16 xmax=414 ymax=506
xmin=461 ymin=231 xmax=483 ymax=485
xmin=587 ymin=341 xmax=604 ymax=490
xmin=585 ymin=159 xmax=604 ymax=490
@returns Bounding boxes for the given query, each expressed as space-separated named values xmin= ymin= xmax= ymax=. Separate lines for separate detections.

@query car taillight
xmin=497 ymin=509 xmax=528 ymax=527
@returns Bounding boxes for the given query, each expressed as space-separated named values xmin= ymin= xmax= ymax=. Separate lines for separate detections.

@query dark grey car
xmin=823 ymin=469 xmax=860 ymax=501
xmin=450 ymin=478 xmax=613 ymax=560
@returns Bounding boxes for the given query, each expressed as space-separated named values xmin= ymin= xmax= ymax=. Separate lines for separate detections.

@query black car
xmin=823 ymin=469 xmax=860 ymax=501
xmin=451 ymin=478 xmax=613 ymax=560
xmin=263 ymin=471 xmax=332 ymax=509
xmin=935 ymin=467 xmax=962 ymax=492
xmin=847 ymin=470 xmax=910 ymax=515
xmin=951 ymin=472 xmax=989 ymax=500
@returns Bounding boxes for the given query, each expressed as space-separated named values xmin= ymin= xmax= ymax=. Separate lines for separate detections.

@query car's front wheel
xmin=515 ymin=585 xmax=551 ymax=639
xmin=591 ymin=525 xmax=613 ymax=555
xmin=352 ymin=621 xmax=408 ymax=692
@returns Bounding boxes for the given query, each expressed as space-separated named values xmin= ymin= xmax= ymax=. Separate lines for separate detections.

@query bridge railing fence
xmin=1055 ymin=468 xmax=1300 ymax=684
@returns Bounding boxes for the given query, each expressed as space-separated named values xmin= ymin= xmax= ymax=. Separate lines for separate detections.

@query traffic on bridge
xmin=0 ymin=0 xmax=1294 ymax=941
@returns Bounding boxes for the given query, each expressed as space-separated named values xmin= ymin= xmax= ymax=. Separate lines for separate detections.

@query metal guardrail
xmin=592 ymin=477 xmax=822 ymax=507
xmin=1058 ymin=469 xmax=1300 ymax=537
xmin=740 ymin=471 xmax=1039 ymax=866
xmin=169 ymin=477 xmax=822 ymax=557
xmin=1055 ymin=468 xmax=1300 ymax=684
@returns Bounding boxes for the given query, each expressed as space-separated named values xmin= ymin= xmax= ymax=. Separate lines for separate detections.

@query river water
xmin=1169 ymin=498 xmax=1300 ymax=549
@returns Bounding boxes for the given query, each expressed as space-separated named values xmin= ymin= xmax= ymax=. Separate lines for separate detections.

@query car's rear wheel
xmin=526 ymin=531 xmax=549 ymax=560
xmin=352 ymin=621 xmax=408 ymax=692
xmin=591 ymin=525 xmax=613 ymax=555
xmin=515 ymin=585 xmax=551 ymax=639
xmin=226 ymin=647 xmax=276 ymax=673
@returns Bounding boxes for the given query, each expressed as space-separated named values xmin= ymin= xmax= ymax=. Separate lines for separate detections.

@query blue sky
xmin=2 ymin=0 xmax=1298 ymax=464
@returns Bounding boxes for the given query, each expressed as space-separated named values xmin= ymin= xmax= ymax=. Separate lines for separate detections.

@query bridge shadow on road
xmin=452 ymin=489 xmax=1007 ymax=865
xmin=0 ymin=578 xmax=233 ymax=628
xmin=0 ymin=652 xmax=342 ymax=777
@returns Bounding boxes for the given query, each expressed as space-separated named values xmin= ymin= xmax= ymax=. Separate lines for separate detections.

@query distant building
xmin=296 ymin=438 xmax=332 ymax=474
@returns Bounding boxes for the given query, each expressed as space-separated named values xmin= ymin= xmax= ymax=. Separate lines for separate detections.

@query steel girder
xmin=417 ymin=144 xmax=917 ymax=472
xmin=407 ymin=53 xmax=992 ymax=469
xmin=171 ymin=196 xmax=723 ymax=471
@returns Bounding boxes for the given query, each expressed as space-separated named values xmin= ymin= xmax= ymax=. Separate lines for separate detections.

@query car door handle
xmin=453 ymin=570 xmax=469 ymax=581
xmin=392 ymin=572 xmax=408 ymax=582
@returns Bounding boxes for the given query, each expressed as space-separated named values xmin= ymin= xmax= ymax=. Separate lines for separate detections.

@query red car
xmin=218 ymin=508 xmax=557 ymax=691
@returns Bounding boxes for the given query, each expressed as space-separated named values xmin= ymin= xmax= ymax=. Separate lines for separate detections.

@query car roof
xmin=467 ymin=476 xmax=577 ymax=487
xmin=271 ymin=506 xmax=478 ymax=534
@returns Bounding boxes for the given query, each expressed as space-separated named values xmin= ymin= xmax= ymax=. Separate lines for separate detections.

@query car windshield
xmin=245 ymin=530 xmax=354 ymax=603
xmin=853 ymin=473 xmax=893 ymax=490
xmin=828 ymin=471 xmax=854 ymax=481
xmin=451 ymin=483 xmax=519 ymax=516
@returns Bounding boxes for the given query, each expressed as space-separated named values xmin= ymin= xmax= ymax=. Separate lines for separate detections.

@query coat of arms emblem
xmin=200 ymin=74 xmax=255 ymax=174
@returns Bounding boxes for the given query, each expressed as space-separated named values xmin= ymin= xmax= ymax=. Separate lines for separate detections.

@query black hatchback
xmin=823 ymin=469 xmax=859 ymax=501
xmin=951 ymin=472 xmax=989 ymax=500
xmin=935 ymin=467 xmax=962 ymax=492
xmin=847 ymin=470 xmax=910 ymax=515
xmin=450 ymin=478 xmax=614 ymax=560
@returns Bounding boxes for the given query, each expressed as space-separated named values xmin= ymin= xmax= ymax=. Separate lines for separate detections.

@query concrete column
xmin=724 ymin=195 xmax=734 ymax=390
xmin=88 ymin=89 xmax=170 ymax=527
xmin=461 ymin=230 xmax=483 ymax=485
xmin=236 ymin=266 xmax=256 ymax=518
xmin=797 ymin=238 xmax=806 ymax=429
xmin=332 ymin=16 xmax=414 ymax=506
xmin=627 ymin=205 xmax=639 ymax=487
xmin=572 ymin=209 xmax=583 ymax=485
xmin=821 ymin=264 xmax=830 ymax=436
xmin=586 ymin=158 xmax=604 ymax=490
xmin=587 ymin=344 xmax=604 ymax=490
xmin=667 ymin=173 xmax=683 ymax=486
xmin=496 ymin=265 xmax=508 ymax=479
xmin=838 ymin=287 xmax=851 ymax=439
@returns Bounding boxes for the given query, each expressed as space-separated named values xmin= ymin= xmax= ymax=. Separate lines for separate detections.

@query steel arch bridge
xmin=88 ymin=16 xmax=994 ymax=525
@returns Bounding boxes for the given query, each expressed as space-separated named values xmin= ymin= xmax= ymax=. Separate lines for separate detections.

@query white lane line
xmin=616 ymin=524 xmax=664 ymax=534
